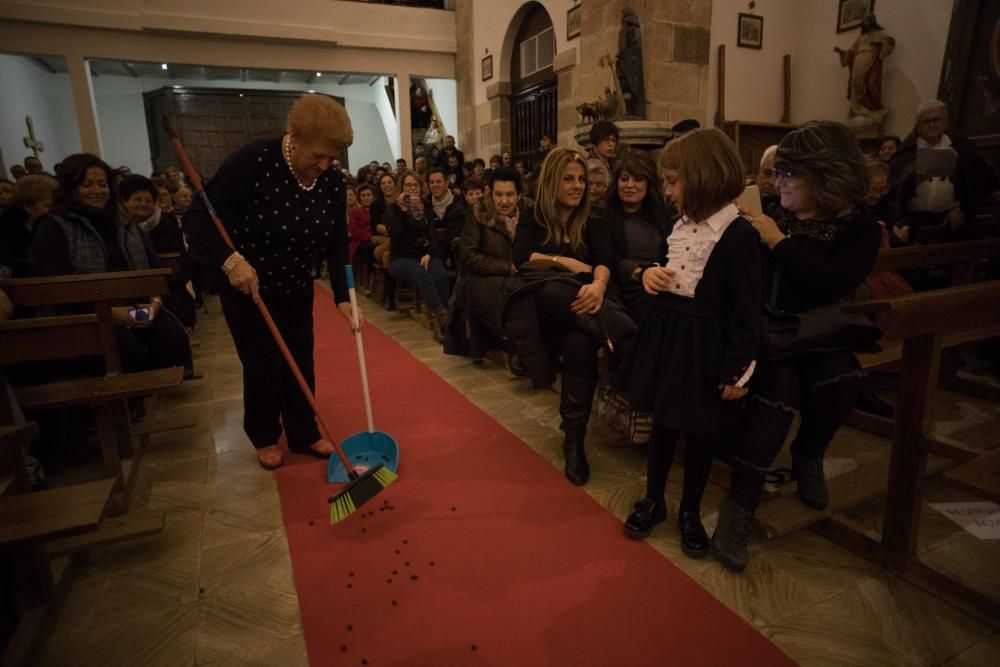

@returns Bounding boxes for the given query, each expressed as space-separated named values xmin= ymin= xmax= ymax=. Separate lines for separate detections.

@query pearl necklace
xmin=282 ymin=135 xmax=318 ymax=191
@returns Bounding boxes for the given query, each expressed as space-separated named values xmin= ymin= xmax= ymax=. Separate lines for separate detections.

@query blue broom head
xmin=327 ymin=430 xmax=400 ymax=483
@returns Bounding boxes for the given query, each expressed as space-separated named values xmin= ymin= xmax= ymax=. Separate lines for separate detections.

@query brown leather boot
xmin=430 ymin=308 xmax=448 ymax=344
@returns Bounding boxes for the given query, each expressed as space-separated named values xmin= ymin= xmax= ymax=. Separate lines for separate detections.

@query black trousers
xmin=535 ymin=281 xmax=600 ymax=381
xmin=114 ymin=309 xmax=192 ymax=374
xmin=219 ymin=284 xmax=321 ymax=451
xmin=728 ymin=350 xmax=864 ymax=509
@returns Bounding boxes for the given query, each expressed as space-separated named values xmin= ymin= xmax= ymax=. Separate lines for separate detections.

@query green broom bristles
xmin=328 ymin=463 xmax=398 ymax=525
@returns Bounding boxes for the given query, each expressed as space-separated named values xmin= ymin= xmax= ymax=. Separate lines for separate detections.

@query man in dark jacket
xmin=889 ymin=99 xmax=999 ymax=242
xmin=428 ymin=167 xmax=466 ymax=268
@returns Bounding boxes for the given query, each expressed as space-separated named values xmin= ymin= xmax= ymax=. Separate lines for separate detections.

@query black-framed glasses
xmin=773 ymin=168 xmax=799 ymax=180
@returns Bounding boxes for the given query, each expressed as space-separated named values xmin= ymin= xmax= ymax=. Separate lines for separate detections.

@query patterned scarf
xmin=397 ymin=192 xmax=426 ymax=220
xmin=773 ymin=206 xmax=847 ymax=241
xmin=432 ymin=189 xmax=454 ymax=220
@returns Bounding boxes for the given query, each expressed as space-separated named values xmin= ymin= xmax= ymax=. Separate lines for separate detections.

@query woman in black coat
xmin=712 ymin=121 xmax=881 ymax=573
xmin=459 ymin=167 xmax=522 ymax=342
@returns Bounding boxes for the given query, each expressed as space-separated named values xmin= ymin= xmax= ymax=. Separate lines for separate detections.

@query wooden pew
xmin=756 ymin=281 xmax=1000 ymax=625
xmin=0 ymin=270 xmax=185 ymax=512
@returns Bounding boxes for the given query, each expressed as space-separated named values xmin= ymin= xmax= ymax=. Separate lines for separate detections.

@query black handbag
xmin=763 ymin=270 xmax=881 ymax=361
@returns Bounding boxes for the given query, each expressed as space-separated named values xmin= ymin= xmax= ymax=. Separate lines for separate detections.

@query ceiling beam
xmin=29 ymin=57 xmax=57 ymax=74
xmin=307 ymin=73 xmax=316 ymax=84
xmin=368 ymin=76 xmax=380 ymax=86
xmin=338 ymin=74 xmax=350 ymax=85
xmin=121 ymin=62 xmax=139 ymax=78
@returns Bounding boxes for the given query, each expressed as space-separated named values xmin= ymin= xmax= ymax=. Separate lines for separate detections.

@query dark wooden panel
xmin=510 ymin=80 xmax=557 ymax=171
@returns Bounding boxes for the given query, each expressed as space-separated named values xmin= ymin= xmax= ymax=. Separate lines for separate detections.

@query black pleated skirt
xmin=613 ymin=292 xmax=727 ymax=434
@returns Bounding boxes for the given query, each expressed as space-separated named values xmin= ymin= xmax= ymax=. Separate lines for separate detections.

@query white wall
xmin=0 ymin=55 xmax=79 ymax=175
xmin=89 ymin=74 xmax=398 ymax=174
xmin=373 ymin=76 xmax=400 ymax=161
xmin=708 ymin=0 xmax=952 ymax=138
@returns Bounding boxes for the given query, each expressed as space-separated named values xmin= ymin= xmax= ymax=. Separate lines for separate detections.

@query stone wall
xmin=576 ymin=0 xmax=712 ymax=133
xmin=454 ymin=0 xmax=476 ymax=153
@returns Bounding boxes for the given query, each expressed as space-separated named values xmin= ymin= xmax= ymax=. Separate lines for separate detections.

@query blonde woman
xmin=184 ymin=94 xmax=360 ymax=470
xmin=508 ymin=148 xmax=624 ymax=486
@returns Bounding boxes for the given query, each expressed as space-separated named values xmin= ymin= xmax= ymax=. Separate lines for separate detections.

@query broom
xmin=161 ymin=117 xmax=396 ymax=523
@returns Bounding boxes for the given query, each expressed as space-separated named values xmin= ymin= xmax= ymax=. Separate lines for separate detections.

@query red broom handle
xmin=162 ymin=117 xmax=357 ymax=478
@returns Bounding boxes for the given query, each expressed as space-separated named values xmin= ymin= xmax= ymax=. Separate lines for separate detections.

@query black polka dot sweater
xmin=185 ymin=137 xmax=350 ymax=302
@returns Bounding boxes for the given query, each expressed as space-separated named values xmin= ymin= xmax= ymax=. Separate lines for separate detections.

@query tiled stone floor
xmin=38 ymin=290 xmax=1000 ymax=666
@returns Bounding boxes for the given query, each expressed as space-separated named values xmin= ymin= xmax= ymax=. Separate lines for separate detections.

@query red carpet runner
xmin=275 ymin=286 xmax=795 ymax=666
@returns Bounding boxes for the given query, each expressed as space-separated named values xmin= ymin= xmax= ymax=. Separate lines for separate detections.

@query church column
xmin=396 ymin=72 xmax=412 ymax=163
xmin=66 ymin=51 xmax=103 ymax=156
xmin=484 ymin=81 xmax=511 ymax=158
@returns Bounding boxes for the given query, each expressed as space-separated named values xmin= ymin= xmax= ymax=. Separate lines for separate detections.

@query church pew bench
xmin=0 ymin=270 xmax=186 ymax=513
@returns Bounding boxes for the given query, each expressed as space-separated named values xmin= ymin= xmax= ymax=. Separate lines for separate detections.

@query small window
xmin=520 ymin=26 xmax=555 ymax=78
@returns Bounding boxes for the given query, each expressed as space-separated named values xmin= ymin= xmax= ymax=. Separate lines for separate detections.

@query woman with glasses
xmin=711 ymin=121 xmax=881 ymax=572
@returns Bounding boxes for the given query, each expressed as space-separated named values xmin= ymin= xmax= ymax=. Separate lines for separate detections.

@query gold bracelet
xmin=222 ymin=252 xmax=245 ymax=275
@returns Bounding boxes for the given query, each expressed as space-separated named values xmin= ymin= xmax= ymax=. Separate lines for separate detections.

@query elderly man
xmin=890 ymin=99 xmax=999 ymax=242
xmin=756 ymin=145 xmax=778 ymax=196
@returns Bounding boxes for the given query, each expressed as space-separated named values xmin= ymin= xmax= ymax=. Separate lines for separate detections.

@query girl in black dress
xmin=617 ymin=128 xmax=761 ymax=558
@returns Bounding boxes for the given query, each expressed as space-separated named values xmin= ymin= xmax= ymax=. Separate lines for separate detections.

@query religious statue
xmin=834 ymin=14 xmax=895 ymax=124
xmin=616 ymin=7 xmax=646 ymax=118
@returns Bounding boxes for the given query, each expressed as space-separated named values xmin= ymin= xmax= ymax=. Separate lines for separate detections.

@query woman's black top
xmin=384 ymin=200 xmax=442 ymax=261
xmin=31 ymin=204 xmax=133 ymax=273
xmin=610 ymin=210 xmax=670 ymax=285
xmin=369 ymin=197 xmax=388 ymax=236
xmin=184 ymin=137 xmax=349 ymax=302
xmin=764 ymin=202 xmax=881 ymax=313
xmin=512 ymin=206 xmax=614 ymax=269
xmin=0 ymin=208 xmax=32 ymax=277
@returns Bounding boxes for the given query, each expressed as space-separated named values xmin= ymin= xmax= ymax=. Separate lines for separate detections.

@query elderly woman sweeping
xmin=185 ymin=94 xmax=363 ymax=470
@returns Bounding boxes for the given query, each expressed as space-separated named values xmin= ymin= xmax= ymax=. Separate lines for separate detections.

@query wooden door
xmin=144 ymin=88 xmax=348 ymax=178
xmin=939 ymin=0 xmax=1000 ymax=176
xmin=510 ymin=80 xmax=557 ymax=171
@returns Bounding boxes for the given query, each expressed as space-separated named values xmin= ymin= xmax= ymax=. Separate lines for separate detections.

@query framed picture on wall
xmin=567 ymin=4 xmax=581 ymax=40
xmin=837 ymin=0 xmax=875 ymax=33
xmin=737 ymin=13 xmax=763 ymax=49
xmin=481 ymin=54 xmax=493 ymax=82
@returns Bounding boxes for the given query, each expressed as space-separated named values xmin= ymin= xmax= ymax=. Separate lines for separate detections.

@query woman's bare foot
xmin=309 ymin=439 xmax=335 ymax=457
xmin=256 ymin=445 xmax=283 ymax=470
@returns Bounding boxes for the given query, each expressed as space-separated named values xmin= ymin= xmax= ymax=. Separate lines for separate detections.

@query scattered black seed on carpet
xmin=361 ymin=660 xmax=368 ymax=665
xmin=361 ymin=528 xmax=367 ymax=533
xmin=451 ymin=507 xmax=457 ymax=511
xmin=402 ymin=539 xmax=408 ymax=544
xmin=349 ymin=572 xmax=354 ymax=577
xmin=368 ymin=511 xmax=374 ymax=516
xmin=410 ymin=575 xmax=418 ymax=581
xmin=309 ymin=521 xmax=314 ymax=526
xmin=391 ymin=600 xmax=397 ymax=606
xmin=379 ymin=508 xmax=384 ymax=512
xmin=392 ymin=570 xmax=398 ymax=575
xmin=387 ymin=579 xmax=392 ymax=583
xmin=429 ymin=561 xmax=435 ymax=566
xmin=395 ymin=550 xmax=400 ymax=555
xmin=405 ymin=561 xmax=410 ymax=566
xmin=341 ymin=645 xmax=347 ymax=652
xmin=471 ymin=645 xmax=478 ymax=651
xmin=347 ymin=624 xmax=353 ymax=631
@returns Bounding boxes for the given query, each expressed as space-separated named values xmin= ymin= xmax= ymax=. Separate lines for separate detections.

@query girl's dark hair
xmin=775 ymin=121 xmax=869 ymax=214
xmin=488 ymin=167 xmax=522 ymax=193
xmin=53 ymin=153 xmax=116 ymax=212
xmin=118 ymin=174 xmax=158 ymax=202
xmin=607 ymin=151 xmax=667 ymax=225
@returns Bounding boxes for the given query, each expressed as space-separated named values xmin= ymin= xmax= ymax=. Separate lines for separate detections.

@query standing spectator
xmin=349 ymin=184 xmax=376 ymax=263
xmin=386 ymin=169 xmax=451 ymax=342
xmin=10 ymin=165 xmax=27 ymax=181
xmin=502 ymin=151 xmax=513 ymax=167
xmin=586 ymin=120 xmax=619 ymax=189
xmin=415 ymin=156 xmax=430 ymax=180
xmin=410 ymin=85 xmax=431 ymax=129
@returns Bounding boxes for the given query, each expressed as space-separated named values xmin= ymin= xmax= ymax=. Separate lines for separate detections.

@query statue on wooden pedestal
xmin=834 ymin=14 xmax=895 ymax=125
xmin=616 ymin=7 xmax=646 ymax=119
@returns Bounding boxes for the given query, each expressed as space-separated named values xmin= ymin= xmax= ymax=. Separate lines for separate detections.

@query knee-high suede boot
xmin=559 ymin=373 xmax=596 ymax=486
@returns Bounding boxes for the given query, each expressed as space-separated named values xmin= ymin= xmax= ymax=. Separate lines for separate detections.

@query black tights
xmin=646 ymin=424 xmax=715 ymax=515
xmin=728 ymin=351 xmax=864 ymax=510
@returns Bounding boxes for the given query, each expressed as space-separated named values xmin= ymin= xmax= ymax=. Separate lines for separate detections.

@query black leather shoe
xmin=793 ymin=455 xmax=829 ymax=511
xmin=678 ymin=510 xmax=709 ymax=558
xmin=624 ymin=498 xmax=666 ymax=539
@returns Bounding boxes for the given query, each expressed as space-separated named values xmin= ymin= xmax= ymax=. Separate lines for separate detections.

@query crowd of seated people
xmin=3 ymin=94 xmax=997 ymax=576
